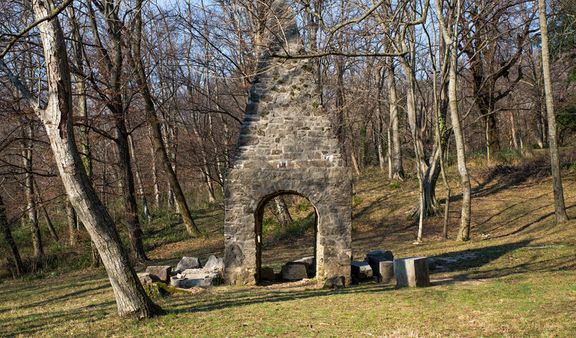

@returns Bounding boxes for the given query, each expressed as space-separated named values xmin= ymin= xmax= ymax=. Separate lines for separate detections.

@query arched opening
xmin=254 ymin=191 xmax=318 ymax=285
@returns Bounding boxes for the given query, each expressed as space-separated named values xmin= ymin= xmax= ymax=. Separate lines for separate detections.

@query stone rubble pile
xmin=138 ymin=250 xmax=431 ymax=290
xmin=138 ymin=255 xmax=225 ymax=291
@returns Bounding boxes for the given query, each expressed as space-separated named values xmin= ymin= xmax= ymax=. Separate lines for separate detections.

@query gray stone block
xmin=203 ymin=255 xmax=225 ymax=274
xmin=394 ymin=257 xmax=430 ymax=288
xmin=145 ymin=265 xmax=172 ymax=284
xmin=293 ymin=256 xmax=315 ymax=277
xmin=137 ymin=272 xmax=156 ymax=285
xmin=170 ymin=272 xmax=220 ymax=289
xmin=365 ymin=250 xmax=394 ymax=279
xmin=378 ymin=261 xmax=394 ymax=284
xmin=281 ymin=262 xmax=308 ymax=281
xmin=351 ymin=261 xmax=373 ymax=281
xmin=176 ymin=257 xmax=201 ymax=272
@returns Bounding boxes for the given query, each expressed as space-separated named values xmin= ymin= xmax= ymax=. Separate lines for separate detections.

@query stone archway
xmin=223 ymin=0 xmax=352 ymax=286
xmin=254 ymin=191 xmax=318 ymax=283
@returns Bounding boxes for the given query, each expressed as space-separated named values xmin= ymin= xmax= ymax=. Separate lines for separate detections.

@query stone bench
xmin=393 ymin=257 xmax=430 ymax=288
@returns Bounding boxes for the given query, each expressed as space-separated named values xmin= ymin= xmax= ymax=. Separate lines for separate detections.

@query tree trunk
xmin=41 ymin=202 xmax=59 ymax=241
xmin=115 ymin=123 xmax=148 ymax=262
xmin=375 ymin=67 xmax=386 ymax=173
xmin=538 ymin=0 xmax=569 ymax=223
xmin=4 ymin=0 xmax=162 ymax=317
xmin=21 ymin=123 xmax=43 ymax=258
xmin=0 ymin=194 xmax=24 ymax=277
xmin=435 ymin=0 xmax=472 ymax=241
xmin=386 ymin=60 xmax=405 ymax=180
xmin=149 ymin=129 xmax=161 ymax=209
xmin=449 ymin=37 xmax=472 ymax=242
xmin=128 ymin=0 xmax=200 ymax=237
xmin=484 ymin=110 xmax=500 ymax=161
xmin=66 ymin=201 xmax=77 ymax=246
xmin=129 ymin=135 xmax=152 ymax=223
xmin=274 ymin=197 xmax=293 ymax=227
xmin=67 ymin=4 xmax=100 ymax=265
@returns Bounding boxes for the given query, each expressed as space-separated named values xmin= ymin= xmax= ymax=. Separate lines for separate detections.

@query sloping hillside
xmin=1 ymin=155 xmax=575 ymax=336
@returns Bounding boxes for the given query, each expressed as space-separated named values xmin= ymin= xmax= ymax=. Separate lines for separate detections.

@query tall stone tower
xmin=223 ymin=0 xmax=352 ymax=286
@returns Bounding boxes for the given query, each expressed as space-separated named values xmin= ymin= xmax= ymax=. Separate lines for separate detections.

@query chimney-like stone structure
xmin=223 ymin=0 xmax=352 ymax=286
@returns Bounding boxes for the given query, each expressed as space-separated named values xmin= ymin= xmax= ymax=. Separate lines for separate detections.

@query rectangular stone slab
xmin=378 ymin=261 xmax=394 ymax=284
xmin=394 ymin=257 xmax=430 ymax=287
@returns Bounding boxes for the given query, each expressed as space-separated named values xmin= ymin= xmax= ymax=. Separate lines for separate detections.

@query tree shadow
xmin=0 ymin=300 xmax=114 ymax=337
xmin=494 ymin=204 xmax=576 ymax=238
xmin=447 ymin=158 xmax=557 ymax=202
xmin=169 ymin=283 xmax=394 ymax=315
xmin=428 ymin=240 xmax=531 ymax=275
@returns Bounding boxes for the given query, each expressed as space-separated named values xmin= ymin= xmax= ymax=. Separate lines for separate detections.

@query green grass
xmin=1 ymin=155 xmax=576 ymax=336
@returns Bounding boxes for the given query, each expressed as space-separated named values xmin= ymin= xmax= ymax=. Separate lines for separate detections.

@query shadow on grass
xmin=430 ymin=240 xmax=575 ymax=281
xmin=0 ymin=300 xmax=115 ymax=337
xmin=429 ymin=241 xmax=530 ymax=274
xmin=169 ymin=283 xmax=394 ymax=315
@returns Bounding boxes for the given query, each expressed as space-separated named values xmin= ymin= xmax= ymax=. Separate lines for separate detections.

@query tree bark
xmin=538 ymin=0 xmax=569 ymax=223
xmin=66 ymin=200 xmax=77 ymax=246
xmin=67 ymin=3 xmax=99 ymax=265
xmin=385 ymin=59 xmax=404 ymax=180
xmin=4 ymin=0 xmax=162 ymax=317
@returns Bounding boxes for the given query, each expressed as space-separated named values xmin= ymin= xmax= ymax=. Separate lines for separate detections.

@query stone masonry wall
xmin=223 ymin=0 xmax=352 ymax=286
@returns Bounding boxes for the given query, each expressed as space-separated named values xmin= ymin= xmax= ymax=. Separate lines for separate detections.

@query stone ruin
xmin=223 ymin=0 xmax=352 ymax=286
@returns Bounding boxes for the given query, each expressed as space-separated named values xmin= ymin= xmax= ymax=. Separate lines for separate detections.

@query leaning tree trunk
xmin=67 ymin=4 xmax=100 ymax=265
xmin=538 ymin=0 xmax=569 ymax=223
xmin=4 ymin=0 xmax=162 ymax=318
xmin=129 ymin=0 xmax=200 ymax=237
xmin=0 ymin=194 xmax=24 ymax=277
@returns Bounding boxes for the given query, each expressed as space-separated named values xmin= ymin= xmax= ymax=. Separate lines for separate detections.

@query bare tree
xmin=538 ymin=0 xmax=569 ymax=223
xmin=127 ymin=0 xmax=200 ymax=237
xmin=435 ymin=0 xmax=472 ymax=240
xmin=1 ymin=0 xmax=162 ymax=318
xmin=0 ymin=191 xmax=24 ymax=276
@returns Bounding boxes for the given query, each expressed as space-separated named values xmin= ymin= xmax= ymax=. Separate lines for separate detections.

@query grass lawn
xmin=1 ymin=158 xmax=576 ymax=336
